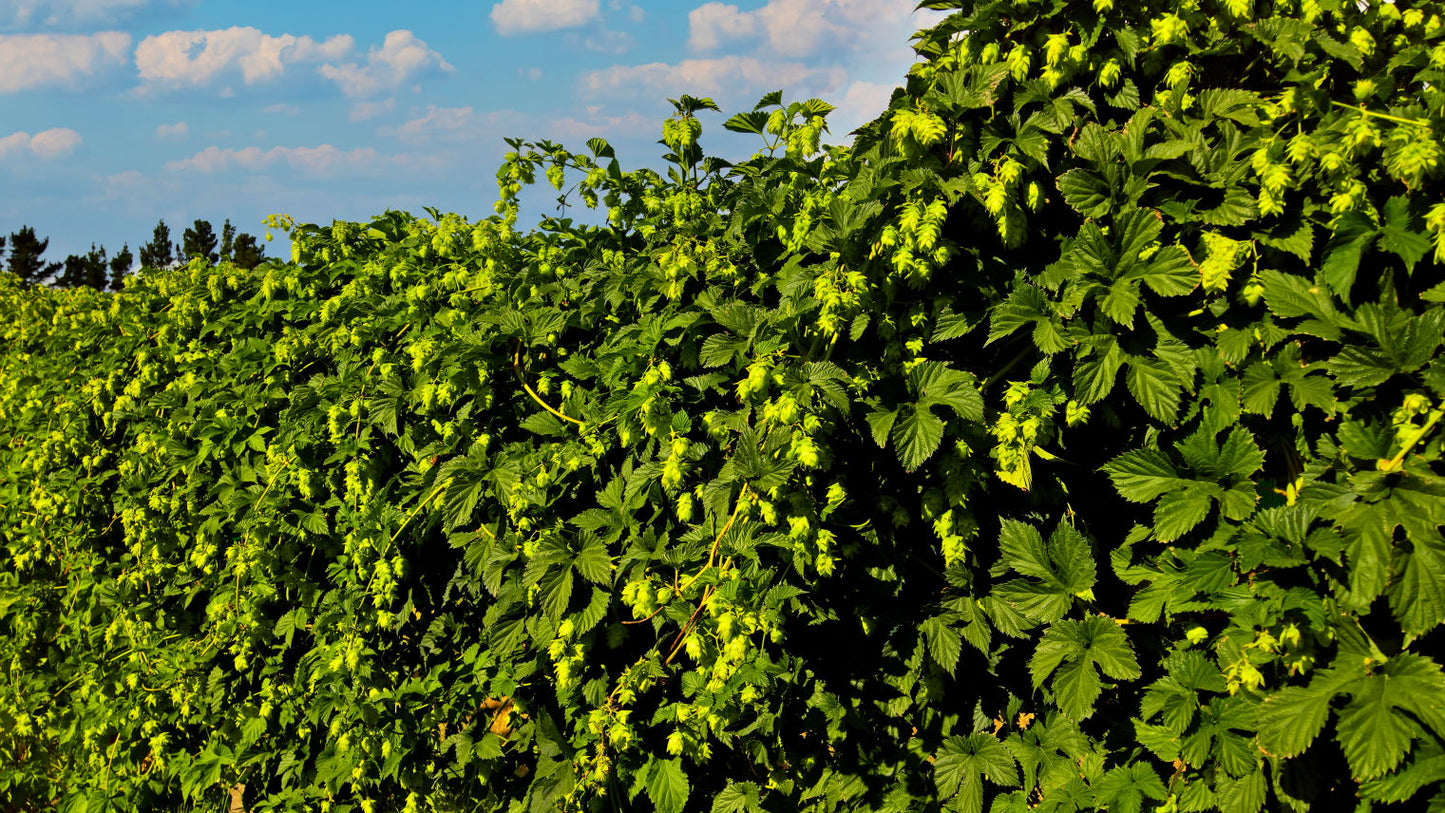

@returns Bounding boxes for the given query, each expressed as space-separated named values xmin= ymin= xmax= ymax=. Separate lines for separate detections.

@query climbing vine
xmin=3 ymin=1 xmax=1445 ymax=811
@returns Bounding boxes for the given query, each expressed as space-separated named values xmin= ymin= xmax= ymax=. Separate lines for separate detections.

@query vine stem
xmin=1330 ymin=101 xmax=1430 ymax=128
xmin=677 ymin=487 xmax=750 ymax=593
xmin=982 ymin=345 xmax=1033 ymax=391
xmin=1383 ymin=403 xmax=1445 ymax=471
xmin=389 ymin=478 xmax=449 ymax=545
xmin=664 ymin=586 xmax=715 ymax=666
xmin=513 ymin=347 xmax=584 ymax=427
xmin=624 ymin=490 xmax=751 ymax=626
xmin=353 ymin=356 xmax=379 ymax=442
xmin=236 ymin=455 xmax=294 ymax=606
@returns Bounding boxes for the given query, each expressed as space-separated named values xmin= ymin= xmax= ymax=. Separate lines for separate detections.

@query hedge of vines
xmin=4 ymin=0 xmax=1445 ymax=811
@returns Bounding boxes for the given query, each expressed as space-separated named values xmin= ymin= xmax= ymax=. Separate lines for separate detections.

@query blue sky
xmin=1 ymin=0 xmax=943 ymax=263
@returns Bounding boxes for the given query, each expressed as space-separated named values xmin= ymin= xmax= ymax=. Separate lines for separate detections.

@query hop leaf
xmin=1031 ymin=616 xmax=1140 ymax=720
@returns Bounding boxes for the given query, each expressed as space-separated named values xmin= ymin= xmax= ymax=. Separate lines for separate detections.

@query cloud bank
xmin=0 ymin=127 xmax=83 ymax=159
xmin=491 ymin=0 xmax=600 ymax=36
xmin=0 ymin=31 xmax=130 ymax=92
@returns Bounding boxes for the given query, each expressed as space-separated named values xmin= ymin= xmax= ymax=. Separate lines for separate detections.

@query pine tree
xmin=182 ymin=219 xmax=218 ymax=264
xmin=58 ymin=244 xmax=109 ymax=289
xmin=109 ymin=244 xmax=133 ymax=291
xmin=5 ymin=226 xmax=61 ymax=287
xmin=84 ymin=245 xmax=109 ymax=289
xmin=138 ymin=220 xmax=175 ymax=270
xmin=231 ymin=232 xmax=266 ymax=270
xmin=220 ymin=219 xmax=236 ymax=262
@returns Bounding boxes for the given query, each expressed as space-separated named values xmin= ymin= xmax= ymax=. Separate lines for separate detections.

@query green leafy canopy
xmin=3 ymin=0 xmax=1445 ymax=811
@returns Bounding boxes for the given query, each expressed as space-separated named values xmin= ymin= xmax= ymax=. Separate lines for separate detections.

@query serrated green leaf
xmin=1338 ymin=678 xmax=1415 ymax=781
xmin=1328 ymin=346 xmax=1397 ymax=388
xmin=1200 ymin=188 xmax=1259 ymax=226
xmin=1256 ymin=219 xmax=1314 ymax=261
xmin=1126 ymin=358 xmax=1180 ymax=423
xmin=891 ymin=404 xmax=945 ymax=471
xmin=1320 ymin=213 xmax=1375 ymax=300
xmin=910 ymin=361 xmax=984 ymax=420
xmin=1088 ymin=621 xmax=1142 ymax=681
xmin=1057 ymin=168 xmax=1112 ymax=218
xmin=934 ymin=733 xmax=1018 ymax=811
xmin=1258 ymin=269 xmax=1338 ymax=321
xmin=931 ymin=307 xmax=976 ymax=342
xmin=442 ymin=467 xmax=489 ymax=531
xmin=1380 ymin=197 xmax=1430 ymax=271
xmin=700 ymin=334 xmax=745 ymax=368
xmin=1216 ymin=767 xmax=1266 ymax=813
xmin=998 ymin=520 xmax=1052 ymax=582
xmin=1388 ymin=528 xmax=1445 ymax=638
xmin=1102 ymin=281 xmax=1142 ymax=325
xmin=921 ymin=616 xmax=963 ymax=673
xmin=988 ymin=285 xmax=1048 ymax=345
xmin=1218 ymin=426 xmax=1266 ymax=479
xmin=1092 ymin=763 xmax=1169 ymax=813
xmin=1133 ymin=719 xmax=1183 ymax=761
xmin=1103 ymin=448 xmax=1184 ymax=502
xmin=712 ymin=781 xmax=761 ymax=813
xmin=1360 ymin=741 xmax=1445 ymax=804
xmin=1258 ymin=684 xmax=1334 ymax=759
xmin=646 ymin=758 xmax=691 ymax=813
xmin=994 ymin=579 xmax=1071 ymax=624
xmin=1240 ymin=362 xmax=1280 ymax=416
xmin=1052 ymin=658 xmax=1104 ymax=720
xmin=1031 ymin=617 xmax=1138 ymax=720
xmin=997 ymin=520 xmax=1096 ymax=600
xmin=1135 ymin=246 xmax=1198 ymax=296
xmin=1343 ymin=503 xmax=1393 ymax=610
xmin=1031 ymin=318 xmax=1071 ymax=354
xmin=572 ymin=537 xmax=612 ymax=584
xmin=1074 ymin=339 xmax=1123 ymax=405
xmin=723 ymin=112 xmax=769 ymax=136
xmin=865 ymin=409 xmax=896 ymax=448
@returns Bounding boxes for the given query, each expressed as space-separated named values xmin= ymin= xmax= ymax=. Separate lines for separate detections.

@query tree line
xmin=0 ymin=218 xmax=265 ymax=291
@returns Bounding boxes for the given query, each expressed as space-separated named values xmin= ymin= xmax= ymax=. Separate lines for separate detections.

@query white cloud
xmin=164 ymin=143 xmax=389 ymax=177
xmin=592 ymin=0 xmax=944 ymax=135
xmin=378 ymin=105 xmax=525 ymax=145
xmin=0 ymin=127 xmax=82 ymax=158
xmin=687 ymin=3 xmax=756 ymax=52
xmin=317 ymin=30 xmax=452 ymax=98
xmin=134 ymin=26 xmax=353 ymax=89
xmin=582 ymin=28 xmax=632 ymax=53
xmin=2 ymin=0 xmax=190 ymax=29
xmin=831 ymin=79 xmax=899 ymax=133
xmin=376 ymin=104 xmax=643 ymax=146
xmin=490 ymin=0 xmax=599 ymax=35
xmin=0 ymin=132 xmax=30 ymax=157
xmin=348 ymin=98 xmax=396 ymax=122
xmin=604 ymin=0 xmax=643 ymax=22
xmin=87 ymin=168 xmax=166 ymax=199
xmin=688 ymin=0 xmax=938 ymax=58
xmin=0 ymin=31 xmax=129 ymax=93
xmin=583 ymin=55 xmax=835 ymax=98
xmin=155 ymin=120 xmax=187 ymax=139
xmin=262 ymin=102 xmax=300 ymax=115
xmin=384 ymin=105 xmax=477 ymax=138
xmin=519 ymin=67 xmax=542 ymax=80
xmin=543 ymin=109 xmax=653 ymax=141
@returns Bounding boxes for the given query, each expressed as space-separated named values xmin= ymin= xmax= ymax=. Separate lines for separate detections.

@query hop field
xmin=3 ymin=1 xmax=1445 ymax=811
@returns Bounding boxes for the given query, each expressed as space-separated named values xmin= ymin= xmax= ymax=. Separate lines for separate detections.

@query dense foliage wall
xmin=3 ymin=0 xmax=1444 ymax=811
